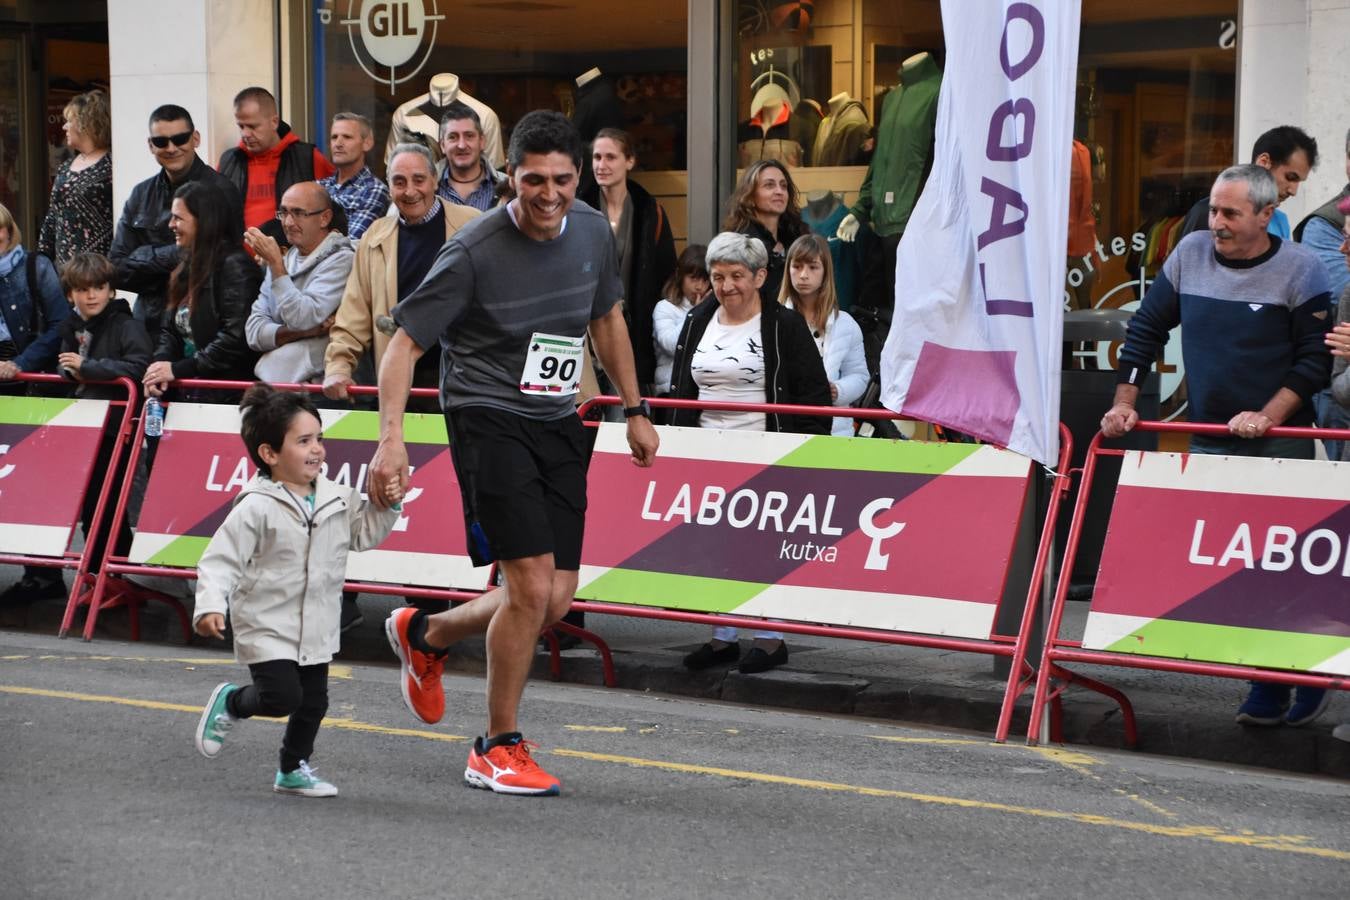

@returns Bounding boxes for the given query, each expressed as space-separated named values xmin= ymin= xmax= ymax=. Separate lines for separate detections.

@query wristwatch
xmin=623 ymin=399 xmax=653 ymax=419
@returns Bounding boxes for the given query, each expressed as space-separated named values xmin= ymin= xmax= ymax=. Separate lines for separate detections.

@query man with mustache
xmin=1101 ymin=163 xmax=1333 ymax=730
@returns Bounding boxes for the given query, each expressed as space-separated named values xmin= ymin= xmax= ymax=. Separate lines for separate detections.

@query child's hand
xmin=195 ymin=613 xmax=226 ymax=639
xmin=58 ymin=352 xmax=83 ymax=377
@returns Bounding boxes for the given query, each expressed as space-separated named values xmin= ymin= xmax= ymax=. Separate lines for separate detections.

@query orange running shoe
xmin=464 ymin=734 xmax=561 ymax=796
xmin=384 ymin=607 xmax=445 ymax=724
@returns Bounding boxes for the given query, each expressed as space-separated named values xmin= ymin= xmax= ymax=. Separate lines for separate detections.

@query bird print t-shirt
xmin=692 ymin=311 xmax=766 ymax=431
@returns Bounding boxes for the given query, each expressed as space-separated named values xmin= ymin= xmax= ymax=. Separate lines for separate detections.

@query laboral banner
xmin=0 ymin=396 xmax=110 ymax=557
xmin=576 ymin=424 xmax=1032 ymax=639
xmin=1083 ymin=452 xmax=1350 ymax=675
xmin=130 ymin=402 xmax=486 ymax=590
xmin=880 ymin=0 xmax=1079 ymax=466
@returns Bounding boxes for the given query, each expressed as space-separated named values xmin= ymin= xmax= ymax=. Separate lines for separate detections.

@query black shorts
xmin=446 ymin=406 xmax=590 ymax=570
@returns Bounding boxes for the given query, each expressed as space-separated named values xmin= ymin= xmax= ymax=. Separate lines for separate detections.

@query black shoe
xmin=339 ymin=596 xmax=364 ymax=634
xmin=738 ymin=642 xmax=788 ymax=674
xmin=0 ymin=573 xmax=66 ymax=607
xmin=683 ymin=641 xmax=740 ymax=670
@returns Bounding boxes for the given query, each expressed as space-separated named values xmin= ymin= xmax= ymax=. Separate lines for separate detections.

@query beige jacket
xmin=324 ymin=205 xmax=479 ymax=382
xmin=193 ymin=475 xmax=399 ymax=666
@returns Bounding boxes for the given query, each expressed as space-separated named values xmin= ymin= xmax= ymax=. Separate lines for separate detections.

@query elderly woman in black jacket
xmin=143 ymin=181 xmax=261 ymax=397
xmin=671 ymin=231 xmax=831 ymax=674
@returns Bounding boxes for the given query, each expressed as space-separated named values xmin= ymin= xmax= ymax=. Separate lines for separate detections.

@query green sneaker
xmin=195 ymin=682 xmax=237 ymax=759
xmin=273 ymin=760 xmax=338 ymax=797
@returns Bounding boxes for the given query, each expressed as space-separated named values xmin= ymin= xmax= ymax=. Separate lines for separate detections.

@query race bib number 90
xmin=520 ymin=332 xmax=584 ymax=396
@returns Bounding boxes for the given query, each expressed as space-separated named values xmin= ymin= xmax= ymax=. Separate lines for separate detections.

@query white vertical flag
xmin=880 ymin=0 xmax=1080 ymax=466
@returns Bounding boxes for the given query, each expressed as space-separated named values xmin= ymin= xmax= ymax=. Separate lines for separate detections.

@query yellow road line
xmin=3 ymin=684 xmax=1343 ymax=861
xmin=0 ymin=654 xmax=354 ymax=679
xmin=0 ymin=686 xmax=465 ymax=740
xmin=549 ymin=750 xmax=1345 ymax=860
xmin=564 ymin=725 xmax=627 ymax=733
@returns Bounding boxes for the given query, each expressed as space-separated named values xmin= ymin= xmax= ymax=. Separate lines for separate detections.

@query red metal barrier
xmin=1026 ymin=420 xmax=1350 ymax=748
xmin=578 ymin=395 xmax=1075 ymax=742
xmin=53 ymin=379 xmax=1078 ymax=734
xmin=0 ymin=374 xmax=142 ymax=637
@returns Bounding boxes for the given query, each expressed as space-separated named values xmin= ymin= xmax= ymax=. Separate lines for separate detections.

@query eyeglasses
xmin=276 ymin=207 xmax=326 ymax=221
xmin=148 ymin=130 xmax=194 ymax=149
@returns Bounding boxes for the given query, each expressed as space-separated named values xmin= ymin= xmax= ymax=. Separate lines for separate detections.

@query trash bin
xmin=1057 ymin=309 xmax=1159 ymax=593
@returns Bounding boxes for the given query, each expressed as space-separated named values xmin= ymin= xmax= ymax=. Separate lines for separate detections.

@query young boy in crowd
xmin=57 ymin=252 xmax=152 ymax=573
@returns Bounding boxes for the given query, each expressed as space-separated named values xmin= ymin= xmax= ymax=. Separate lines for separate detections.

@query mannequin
xmin=384 ymin=73 xmax=506 ymax=168
xmin=738 ymin=82 xmax=803 ymax=167
xmin=835 ymin=50 xmax=942 ymax=371
xmin=812 ymin=91 xmax=870 ymax=167
xmin=572 ymin=66 xmax=624 ymax=196
xmin=801 ymin=190 xmax=860 ymax=310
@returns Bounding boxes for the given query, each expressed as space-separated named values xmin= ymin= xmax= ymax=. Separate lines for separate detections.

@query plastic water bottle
xmin=144 ymin=397 xmax=164 ymax=438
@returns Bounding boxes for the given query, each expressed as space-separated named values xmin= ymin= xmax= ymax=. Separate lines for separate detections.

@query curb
xmin=6 ymin=597 xmax=1348 ymax=779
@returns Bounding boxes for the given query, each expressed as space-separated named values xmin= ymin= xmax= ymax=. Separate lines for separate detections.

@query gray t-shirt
xmin=394 ymin=200 xmax=623 ymax=420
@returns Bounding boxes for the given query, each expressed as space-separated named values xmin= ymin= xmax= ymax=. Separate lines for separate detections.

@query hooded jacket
xmin=193 ymin=474 xmax=399 ymax=666
xmin=58 ymin=297 xmax=152 ymax=399
xmin=668 ymin=295 xmax=832 ymax=434
xmin=218 ymin=122 xmax=334 ymax=230
xmin=246 ymin=230 xmax=355 ymax=383
xmin=154 ymin=246 xmax=263 ymax=380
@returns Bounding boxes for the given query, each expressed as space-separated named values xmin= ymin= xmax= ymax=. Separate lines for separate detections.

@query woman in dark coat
xmin=721 ymin=159 xmax=807 ymax=305
xmin=578 ymin=128 xmax=677 ymax=394
xmin=143 ymin=181 xmax=261 ymax=397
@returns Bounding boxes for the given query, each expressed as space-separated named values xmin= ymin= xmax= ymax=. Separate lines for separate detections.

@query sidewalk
xmin=3 ymin=568 xmax=1348 ymax=779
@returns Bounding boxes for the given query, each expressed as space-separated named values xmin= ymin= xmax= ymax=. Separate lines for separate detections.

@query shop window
xmin=1071 ymin=0 xmax=1238 ymax=424
xmin=312 ymin=0 xmax=689 ymax=237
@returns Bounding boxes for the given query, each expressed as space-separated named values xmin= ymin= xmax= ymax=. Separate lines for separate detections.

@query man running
xmin=367 ymin=110 xmax=659 ymax=796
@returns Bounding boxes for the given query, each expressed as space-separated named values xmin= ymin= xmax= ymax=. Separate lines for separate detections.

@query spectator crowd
xmin=0 ymin=87 xmax=1347 ymax=740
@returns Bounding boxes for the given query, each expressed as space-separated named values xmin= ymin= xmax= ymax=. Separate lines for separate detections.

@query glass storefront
xmin=311 ymin=0 xmax=689 ymax=237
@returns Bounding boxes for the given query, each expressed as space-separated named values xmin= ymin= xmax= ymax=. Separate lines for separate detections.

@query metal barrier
xmin=1026 ymin=420 xmax=1350 ymax=748
xmin=578 ymin=395 xmax=1075 ymax=742
xmin=0 ymin=374 xmax=148 ymax=638
xmin=32 ymin=378 xmax=1084 ymax=738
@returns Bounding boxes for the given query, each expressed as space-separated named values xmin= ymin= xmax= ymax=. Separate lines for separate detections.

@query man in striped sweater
xmin=1101 ymin=163 xmax=1333 ymax=728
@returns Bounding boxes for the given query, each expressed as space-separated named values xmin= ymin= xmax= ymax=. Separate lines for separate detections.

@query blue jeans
xmin=1311 ymin=388 xmax=1349 ymax=461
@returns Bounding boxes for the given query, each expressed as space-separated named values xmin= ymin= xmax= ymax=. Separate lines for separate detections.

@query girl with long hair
xmin=777 ymin=234 xmax=868 ymax=436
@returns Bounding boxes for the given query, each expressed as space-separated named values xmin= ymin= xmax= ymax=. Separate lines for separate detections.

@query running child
xmin=192 ymin=383 xmax=400 ymax=796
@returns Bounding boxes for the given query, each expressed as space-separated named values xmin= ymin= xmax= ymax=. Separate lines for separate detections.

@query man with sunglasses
xmin=110 ymin=104 xmax=242 ymax=345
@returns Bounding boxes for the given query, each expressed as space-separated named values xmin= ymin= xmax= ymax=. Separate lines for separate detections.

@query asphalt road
xmin=1 ymin=631 xmax=1347 ymax=900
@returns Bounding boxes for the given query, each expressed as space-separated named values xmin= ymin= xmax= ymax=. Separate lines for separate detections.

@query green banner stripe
xmin=775 ymin=435 xmax=983 ymax=473
xmin=534 ymin=338 xmax=579 ymax=349
xmin=144 ymin=535 xmax=211 ymax=568
xmin=576 ymin=568 xmax=765 ymax=613
xmin=1104 ymin=618 xmax=1350 ymax=672
xmin=0 ymin=396 xmax=76 ymax=426
xmin=321 ymin=411 xmax=447 ymax=444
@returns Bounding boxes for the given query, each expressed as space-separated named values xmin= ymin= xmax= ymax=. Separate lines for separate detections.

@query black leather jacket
xmin=109 ymin=156 xmax=242 ymax=343
xmin=154 ymin=247 xmax=262 ymax=381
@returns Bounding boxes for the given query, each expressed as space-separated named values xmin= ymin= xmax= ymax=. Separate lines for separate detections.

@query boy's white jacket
xmin=193 ymin=473 xmax=399 ymax=666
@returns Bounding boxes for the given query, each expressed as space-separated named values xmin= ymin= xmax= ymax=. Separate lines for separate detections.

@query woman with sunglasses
xmin=110 ymin=104 xmax=243 ymax=349
xmin=40 ymin=90 xmax=113 ymax=265
xmin=143 ymin=181 xmax=262 ymax=399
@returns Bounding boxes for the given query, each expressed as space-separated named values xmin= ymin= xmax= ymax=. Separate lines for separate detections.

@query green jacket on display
xmin=850 ymin=54 xmax=942 ymax=238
